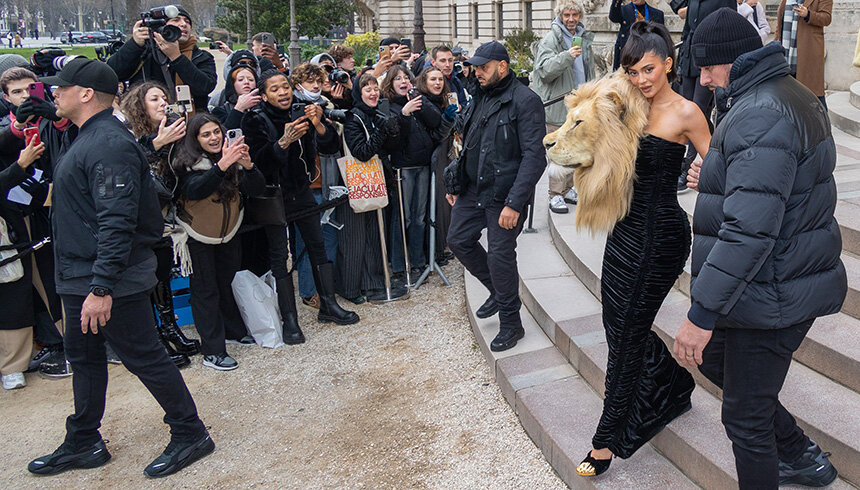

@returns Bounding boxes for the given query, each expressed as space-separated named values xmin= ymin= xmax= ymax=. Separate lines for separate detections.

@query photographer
xmin=340 ymin=73 xmax=399 ymax=302
xmin=211 ymin=63 xmax=260 ymax=129
xmin=312 ymin=53 xmax=353 ymax=110
xmin=242 ymin=70 xmax=359 ymax=342
xmin=328 ymin=44 xmax=357 ymax=78
xmin=120 ymin=81 xmax=202 ymax=368
xmin=108 ymin=6 xmax=216 ymax=112
xmin=381 ymin=65 xmax=447 ymax=278
xmin=173 ymin=113 xmax=265 ymax=370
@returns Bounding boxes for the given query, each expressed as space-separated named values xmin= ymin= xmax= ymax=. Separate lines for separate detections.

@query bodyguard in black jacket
xmin=28 ymin=58 xmax=212 ymax=478
xmin=107 ymin=8 xmax=216 ymax=112
xmin=445 ymin=42 xmax=546 ymax=352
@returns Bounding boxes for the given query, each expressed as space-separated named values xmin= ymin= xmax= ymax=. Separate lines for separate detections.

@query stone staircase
xmin=462 ymin=108 xmax=860 ymax=488
xmin=828 ymin=82 xmax=860 ymax=139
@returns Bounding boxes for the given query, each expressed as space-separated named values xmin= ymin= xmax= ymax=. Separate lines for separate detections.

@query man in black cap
xmin=108 ymin=5 xmax=216 ymax=111
xmin=674 ymin=8 xmax=844 ymax=488
xmin=27 ymin=58 xmax=214 ymax=478
xmin=445 ymin=41 xmax=546 ymax=352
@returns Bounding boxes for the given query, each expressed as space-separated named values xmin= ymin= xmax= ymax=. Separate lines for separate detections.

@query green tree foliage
xmin=216 ymin=0 xmax=354 ymax=41
xmin=343 ymin=31 xmax=381 ymax=68
xmin=504 ymin=27 xmax=540 ymax=73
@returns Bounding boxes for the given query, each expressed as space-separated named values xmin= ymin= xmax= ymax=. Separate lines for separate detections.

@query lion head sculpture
xmin=543 ymin=70 xmax=650 ymax=233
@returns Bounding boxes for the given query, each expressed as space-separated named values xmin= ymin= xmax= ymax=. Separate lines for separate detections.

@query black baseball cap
xmin=464 ymin=41 xmax=509 ymax=66
xmin=40 ymin=57 xmax=119 ymax=95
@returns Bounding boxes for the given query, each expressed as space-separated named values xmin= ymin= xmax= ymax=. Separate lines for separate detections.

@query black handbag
xmin=246 ymin=184 xmax=287 ymax=226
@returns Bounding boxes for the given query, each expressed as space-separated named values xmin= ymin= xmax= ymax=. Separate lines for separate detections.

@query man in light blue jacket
xmin=531 ymin=1 xmax=594 ymax=214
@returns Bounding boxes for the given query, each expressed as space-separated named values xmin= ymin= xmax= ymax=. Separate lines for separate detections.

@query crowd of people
xmin=0 ymin=1 xmax=847 ymax=486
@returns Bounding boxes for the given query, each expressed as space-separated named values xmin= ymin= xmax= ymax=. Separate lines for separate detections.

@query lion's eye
xmin=573 ymin=120 xmax=583 ymax=129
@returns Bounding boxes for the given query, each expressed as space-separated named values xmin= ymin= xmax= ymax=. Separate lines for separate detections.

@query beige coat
xmin=775 ymin=0 xmax=832 ymax=96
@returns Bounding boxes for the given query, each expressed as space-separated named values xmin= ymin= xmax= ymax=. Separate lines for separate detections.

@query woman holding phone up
xmin=173 ymin=113 xmax=265 ymax=371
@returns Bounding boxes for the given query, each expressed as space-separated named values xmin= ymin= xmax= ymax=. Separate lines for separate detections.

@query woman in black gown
xmin=577 ymin=22 xmax=712 ymax=477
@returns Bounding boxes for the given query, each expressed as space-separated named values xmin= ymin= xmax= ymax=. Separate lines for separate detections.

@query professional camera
xmin=140 ymin=5 xmax=182 ymax=43
xmin=292 ymin=101 xmax=348 ymax=124
xmin=323 ymin=107 xmax=348 ymax=124
xmin=29 ymin=49 xmax=84 ymax=77
xmin=329 ymin=68 xmax=350 ymax=85
xmin=95 ymin=41 xmax=124 ymax=62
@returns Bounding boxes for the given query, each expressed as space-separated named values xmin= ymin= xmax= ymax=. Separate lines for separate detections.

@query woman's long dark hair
xmin=620 ymin=21 xmax=677 ymax=84
xmin=120 ymin=81 xmax=172 ymax=137
xmin=173 ymin=113 xmax=240 ymax=203
xmin=380 ymin=64 xmax=413 ymax=100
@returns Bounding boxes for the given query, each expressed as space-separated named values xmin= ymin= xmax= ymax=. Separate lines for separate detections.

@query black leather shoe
xmin=476 ymin=296 xmax=499 ymax=319
xmin=28 ymin=439 xmax=111 ymax=475
xmin=282 ymin=312 xmax=306 ymax=345
xmin=315 ymin=262 xmax=359 ymax=325
xmin=490 ymin=328 xmax=525 ymax=352
xmin=144 ymin=432 xmax=214 ymax=478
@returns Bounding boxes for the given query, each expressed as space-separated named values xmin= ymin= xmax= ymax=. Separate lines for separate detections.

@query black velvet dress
xmin=592 ymin=134 xmax=696 ymax=458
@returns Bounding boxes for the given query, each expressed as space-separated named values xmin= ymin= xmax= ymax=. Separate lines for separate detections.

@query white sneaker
xmin=564 ymin=187 xmax=578 ymax=205
xmin=2 ymin=372 xmax=26 ymax=390
xmin=549 ymin=195 xmax=569 ymax=214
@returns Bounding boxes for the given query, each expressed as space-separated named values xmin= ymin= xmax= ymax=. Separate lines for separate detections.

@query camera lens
xmin=158 ymin=24 xmax=182 ymax=43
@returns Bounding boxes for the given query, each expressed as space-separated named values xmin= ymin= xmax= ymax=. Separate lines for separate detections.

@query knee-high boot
xmin=276 ymin=274 xmax=305 ymax=344
xmin=314 ymin=262 xmax=360 ymax=325
xmin=157 ymin=328 xmax=191 ymax=368
xmin=152 ymin=280 xmax=200 ymax=355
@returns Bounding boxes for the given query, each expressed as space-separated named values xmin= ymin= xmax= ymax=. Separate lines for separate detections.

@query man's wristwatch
xmin=90 ymin=286 xmax=112 ymax=297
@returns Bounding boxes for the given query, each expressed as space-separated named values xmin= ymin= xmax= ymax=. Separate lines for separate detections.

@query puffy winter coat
xmin=687 ymin=43 xmax=846 ymax=330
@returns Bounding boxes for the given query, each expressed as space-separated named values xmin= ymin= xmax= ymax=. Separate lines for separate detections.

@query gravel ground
xmin=0 ymin=262 xmax=566 ymax=489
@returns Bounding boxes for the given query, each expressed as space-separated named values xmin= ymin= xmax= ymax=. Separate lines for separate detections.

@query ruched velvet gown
xmin=592 ymin=134 xmax=696 ymax=458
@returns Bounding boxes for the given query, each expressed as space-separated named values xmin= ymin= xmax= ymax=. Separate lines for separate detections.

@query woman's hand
xmin=234 ymin=88 xmax=261 ymax=112
xmin=331 ymin=82 xmax=346 ymax=100
xmin=279 ymin=116 xmax=309 ymax=148
xmin=17 ymin=137 xmax=45 ymax=169
xmin=401 ymin=96 xmax=423 ymax=116
xmin=217 ymin=136 xmax=246 ymax=171
xmin=152 ymin=116 xmax=186 ymax=151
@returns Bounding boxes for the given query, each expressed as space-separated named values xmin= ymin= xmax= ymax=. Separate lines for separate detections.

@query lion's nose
xmin=545 ymin=141 xmax=556 ymax=150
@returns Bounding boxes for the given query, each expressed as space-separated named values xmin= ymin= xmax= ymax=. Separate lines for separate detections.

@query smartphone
xmin=209 ymin=41 xmax=219 ymax=50
xmin=378 ymin=98 xmax=390 ymax=114
xmin=290 ymin=102 xmax=307 ymax=122
xmin=572 ymin=36 xmax=582 ymax=47
xmin=407 ymin=88 xmax=419 ymax=100
xmin=379 ymin=45 xmax=391 ymax=61
xmin=164 ymin=103 xmax=185 ymax=124
xmin=28 ymin=81 xmax=45 ymax=100
xmin=260 ymin=33 xmax=275 ymax=47
xmin=225 ymin=128 xmax=243 ymax=147
xmin=24 ymin=127 xmax=41 ymax=146
xmin=175 ymin=85 xmax=193 ymax=113
xmin=446 ymin=92 xmax=460 ymax=111
xmin=400 ymin=38 xmax=412 ymax=50
xmin=276 ymin=45 xmax=285 ymax=55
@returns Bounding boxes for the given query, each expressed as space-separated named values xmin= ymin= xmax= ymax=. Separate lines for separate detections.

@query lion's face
xmin=543 ymin=95 xmax=603 ymax=169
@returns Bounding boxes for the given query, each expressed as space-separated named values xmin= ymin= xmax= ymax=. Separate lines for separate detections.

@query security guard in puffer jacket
xmin=445 ymin=42 xmax=547 ymax=352
xmin=26 ymin=58 xmax=213 ymax=479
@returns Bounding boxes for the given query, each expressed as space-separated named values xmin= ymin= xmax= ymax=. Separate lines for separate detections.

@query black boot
xmin=157 ymin=328 xmax=190 ymax=368
xmin=152 ymin=281 xmax=200 ymax=355
xmin=314 ymin=262 xmax=360 ymax=325
xmin=276 ymin=275 xmax=305 ymax=344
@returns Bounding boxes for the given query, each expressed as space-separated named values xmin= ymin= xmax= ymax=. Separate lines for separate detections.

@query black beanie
xmin=691 ymin=8 xmax=762 ymax=67
xmin=176 ymin=5 xmax=193 ymax=26
xmin=380 ymin=37 xmax=399 ymax=47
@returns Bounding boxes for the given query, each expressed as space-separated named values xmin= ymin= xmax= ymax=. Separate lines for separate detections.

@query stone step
xmin=850 ymin=81 xmax=860 ymax=110
xmin=462 ymin=271 xmax=699 ymax=489
xmin=549 ymin=209 xmax=860 ymax=384
xmin=828 ymin=91 xmax=860 ymax=139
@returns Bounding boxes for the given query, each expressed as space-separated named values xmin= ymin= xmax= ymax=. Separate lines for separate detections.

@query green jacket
xmin=531 ymin=22 xmax=595 ymax=126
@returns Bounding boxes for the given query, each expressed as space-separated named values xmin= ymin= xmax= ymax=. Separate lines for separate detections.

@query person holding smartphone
xmin=532 ymin=1 xmax=595 ymax=215
xmin=107 ymin=6 xmax=216 ymax=112
xmin=372 ymin=37 xmax=413 ymax=79
xmin=250 ymin=32 xmax=287 ymax=73
xmin=242 ymin=70 xmax=359 ymax=344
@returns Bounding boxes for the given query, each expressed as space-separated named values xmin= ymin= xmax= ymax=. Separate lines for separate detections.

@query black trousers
xmin=153 ymin=238 xmax=173 ymax=283
xmin=335 ymin=202 xmax=384 ymax=298
xmin=447 ymin=185 xmax=525 ymax=330
xmin=681 ymin=74 xmax=715 ymax=163
xmin=188 ymin=238 xmax=246 ymax=355
xmin=266 ymin=187 xmax=330 ymax=281
xmin=61 ymin=292 xmax=205 ymax=448
xmin=698 ymin=321 xmax=813 ymax=489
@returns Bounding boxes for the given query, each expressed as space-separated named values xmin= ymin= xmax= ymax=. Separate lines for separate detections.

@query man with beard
xmin=444 ymin=41 xmax=546 ymax=352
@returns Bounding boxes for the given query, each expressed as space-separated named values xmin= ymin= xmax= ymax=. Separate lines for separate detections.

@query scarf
xmin=781 ymin=6 xmax=799 ymax=74
xmin=174 ymin=35 xmax=198 ymax=86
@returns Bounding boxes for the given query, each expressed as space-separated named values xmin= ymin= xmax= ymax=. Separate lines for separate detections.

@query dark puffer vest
xmin=688 ymin=43 xmax=847 ymax=330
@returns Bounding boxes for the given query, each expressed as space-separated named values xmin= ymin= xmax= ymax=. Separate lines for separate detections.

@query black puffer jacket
xmin=388 ymin=93 xmax=442 ymax=168
xmin=688 ymin=43 xmax=846 ymax=330
xmin=446 ymin=72 xmax=546 ymax=213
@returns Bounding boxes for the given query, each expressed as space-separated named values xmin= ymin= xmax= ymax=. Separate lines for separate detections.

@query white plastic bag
xmin=231 ymin=270 xmax=284 ymax=348
xmin=261 ymin=270 xmax=280 ymax=318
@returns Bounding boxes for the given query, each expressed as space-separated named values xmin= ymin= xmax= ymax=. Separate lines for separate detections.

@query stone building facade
xmin=361 ymin=0 xmax=859 ymax=90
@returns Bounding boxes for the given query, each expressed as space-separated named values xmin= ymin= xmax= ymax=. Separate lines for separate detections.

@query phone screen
xmin=28 ymin=82 xmax=45 ymax=100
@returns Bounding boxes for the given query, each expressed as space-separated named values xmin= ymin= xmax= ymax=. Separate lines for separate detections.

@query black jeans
xmin=61 ymin=292 xmax=205 ymax=448
xmin=266 ymin=187 xmax=330 ymax=281
xmin=698 ymin=321 xmax=813 ymax=489
xmin=188 ymin=238 xmax=246 ymax=355
xmin=447 ymin=185 xmax=525 ymax=330
xmin=681 ymin=74 xmax=715 ymax=163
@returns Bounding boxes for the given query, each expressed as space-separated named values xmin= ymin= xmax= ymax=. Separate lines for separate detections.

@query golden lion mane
xmin=543 ymin=70 xmax=650 ymax=233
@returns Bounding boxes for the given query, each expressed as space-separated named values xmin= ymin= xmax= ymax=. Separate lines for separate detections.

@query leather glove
xmin=442 ymin=104 xmax=458 ymax=122
xmin=16 ymin=96 xmax=60 ymax=123
xmin=382 ymin=115 xmax=399 ymax=136
xmin=18 ymin=177 xmax=49 ymax=205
